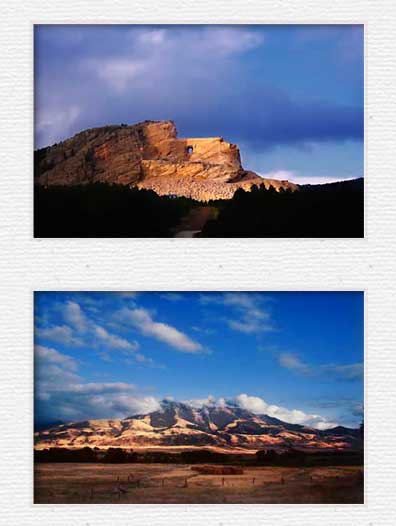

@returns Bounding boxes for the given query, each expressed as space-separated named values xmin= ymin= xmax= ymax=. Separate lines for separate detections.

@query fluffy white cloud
xmin=36 ymin=300 xmax=156 ymax=364
xmin=234 ymin=394 xmax=337 ymax=429
xmin=118 ymin=307 xmax=204 ymax=353
xmin=185 ymin=393 xmax=338 ymax=430
xmin=183 ymin=395 xmax=217 ymax=408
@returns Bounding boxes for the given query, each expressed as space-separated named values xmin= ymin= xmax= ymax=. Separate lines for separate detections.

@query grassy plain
xmin=34 ymin=463 xmax=363 ymax=504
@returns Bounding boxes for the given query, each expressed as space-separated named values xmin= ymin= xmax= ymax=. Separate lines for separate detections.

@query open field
xmin=34 ymin=463 xmax=364 ymax=504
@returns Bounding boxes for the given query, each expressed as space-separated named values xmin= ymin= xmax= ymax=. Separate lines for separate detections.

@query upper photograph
xmin=34 ymin=24 xmax=364 ymax=238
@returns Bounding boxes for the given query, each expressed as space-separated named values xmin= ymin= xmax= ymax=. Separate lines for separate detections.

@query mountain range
xmin=34 ymin=400 xmax=362 ymax=453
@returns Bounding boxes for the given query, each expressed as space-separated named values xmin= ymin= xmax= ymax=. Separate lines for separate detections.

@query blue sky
xmin=34 ymin=291 xmax=363 ymax=430
xmin=34 ymin=25 xmax=364 ymax=185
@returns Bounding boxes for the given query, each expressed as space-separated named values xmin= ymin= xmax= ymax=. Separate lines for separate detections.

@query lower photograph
xmin=34 ymin=291 xmax=364 ymax=504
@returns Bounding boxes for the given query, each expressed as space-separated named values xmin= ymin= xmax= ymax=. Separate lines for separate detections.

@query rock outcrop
xmin=35 ymin=120 xmax=298 ymax=201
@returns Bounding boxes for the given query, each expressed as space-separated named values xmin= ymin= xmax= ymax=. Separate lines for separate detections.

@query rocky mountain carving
xmin=34 ymin=121 xmax=298 ymax=201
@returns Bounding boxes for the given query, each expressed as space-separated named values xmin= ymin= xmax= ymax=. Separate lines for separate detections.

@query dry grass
xmin=34 ymin=463 xmax=364 ymax=504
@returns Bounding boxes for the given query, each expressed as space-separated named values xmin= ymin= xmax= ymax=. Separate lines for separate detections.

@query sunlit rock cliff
xmin=34 ymin=120 xmax=298 ymax=201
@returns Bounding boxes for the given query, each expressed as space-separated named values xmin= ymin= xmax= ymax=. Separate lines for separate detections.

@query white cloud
xmin=35 ymin=344 xmax=78 ymax=371
xmin=234 ymin=393 xmax=339 ymax=430
xmin=315 ymin=421 xmax=338 ymax=431
xmin=93 ymin=324 xmax=139 ymax=352
xmin=278 ymin=352 xmax=310 ymax=374
xmin=185 ymin=393 xmax=338 ymax=430
xmin=200 ymin=292 xmax=273 ymax=334
xmin=227 ymin=318 xmax=266 ymax=334
xmin=183 ymin=395 xmax=217 ymax=408
xmin=63 ymin=301 xmax=88 ymax=332
xmin=35 ymin=345 xmax=81 ymax=400
xmin=57 ymin=300 xmax=148 ymax=362
xmin=117 ymin=307 xmax=204 ymax=353
xmin=277 ymin=352 xmax=363 ymax=381
xmin=233 ymin=393 xmax=268 ymax=413
xmin=35 ymin=324 xmax=83 ymax=346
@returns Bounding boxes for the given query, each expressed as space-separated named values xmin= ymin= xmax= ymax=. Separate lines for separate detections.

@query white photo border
xmin=1 ymin=0 xmax=396 ymax=525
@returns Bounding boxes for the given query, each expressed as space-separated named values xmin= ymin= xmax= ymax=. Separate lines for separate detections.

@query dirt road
xmin=173 ymin=206 xmax=217 ymax=237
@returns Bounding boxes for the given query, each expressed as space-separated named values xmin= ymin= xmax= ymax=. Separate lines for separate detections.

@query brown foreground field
xmin=34 ymin=463 xmax=363 ymax=504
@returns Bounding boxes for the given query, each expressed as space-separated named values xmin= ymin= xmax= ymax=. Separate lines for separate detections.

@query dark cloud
xmin=35 ymin=25 xmax=363 ymax=153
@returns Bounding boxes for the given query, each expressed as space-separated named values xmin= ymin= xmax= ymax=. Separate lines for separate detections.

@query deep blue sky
xmin=34 ymin=291 xmax=363 ymax=429
xmin=34 ymin=25 xmax=364 ymax=184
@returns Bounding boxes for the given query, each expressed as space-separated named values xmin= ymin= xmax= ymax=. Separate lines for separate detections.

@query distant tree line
xmin=255 ymin=448 xmax=363 ymax=467
xmin=202 ymin=179 xmax=364 ymax=237
xmin=34 ymin=447 xmax=363 ymax=466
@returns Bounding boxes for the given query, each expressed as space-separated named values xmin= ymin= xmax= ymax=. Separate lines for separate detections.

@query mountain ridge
xmin=34 ymin=400 xmax=362 ymax=453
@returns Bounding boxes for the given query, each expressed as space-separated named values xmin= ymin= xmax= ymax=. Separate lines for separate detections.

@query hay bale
xmin=191 ymin=465 xmax=243 ymax=475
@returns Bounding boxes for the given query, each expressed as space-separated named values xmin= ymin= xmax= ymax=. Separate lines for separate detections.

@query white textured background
xmin=1 ymin=0 xmax=396 ymax=524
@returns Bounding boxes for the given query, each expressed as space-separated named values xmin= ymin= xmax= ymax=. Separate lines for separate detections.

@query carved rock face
xmin=35 ymin=120 xmax=298 ymax=200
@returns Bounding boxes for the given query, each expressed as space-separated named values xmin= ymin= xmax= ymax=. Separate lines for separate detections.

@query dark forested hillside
xmin=201 ymin=178 xmax=364 ymax=238
xmin=34 ymin=178 xmax=363 ymax=238
xmin=34 ymin=183 xmax=197 ymax=237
